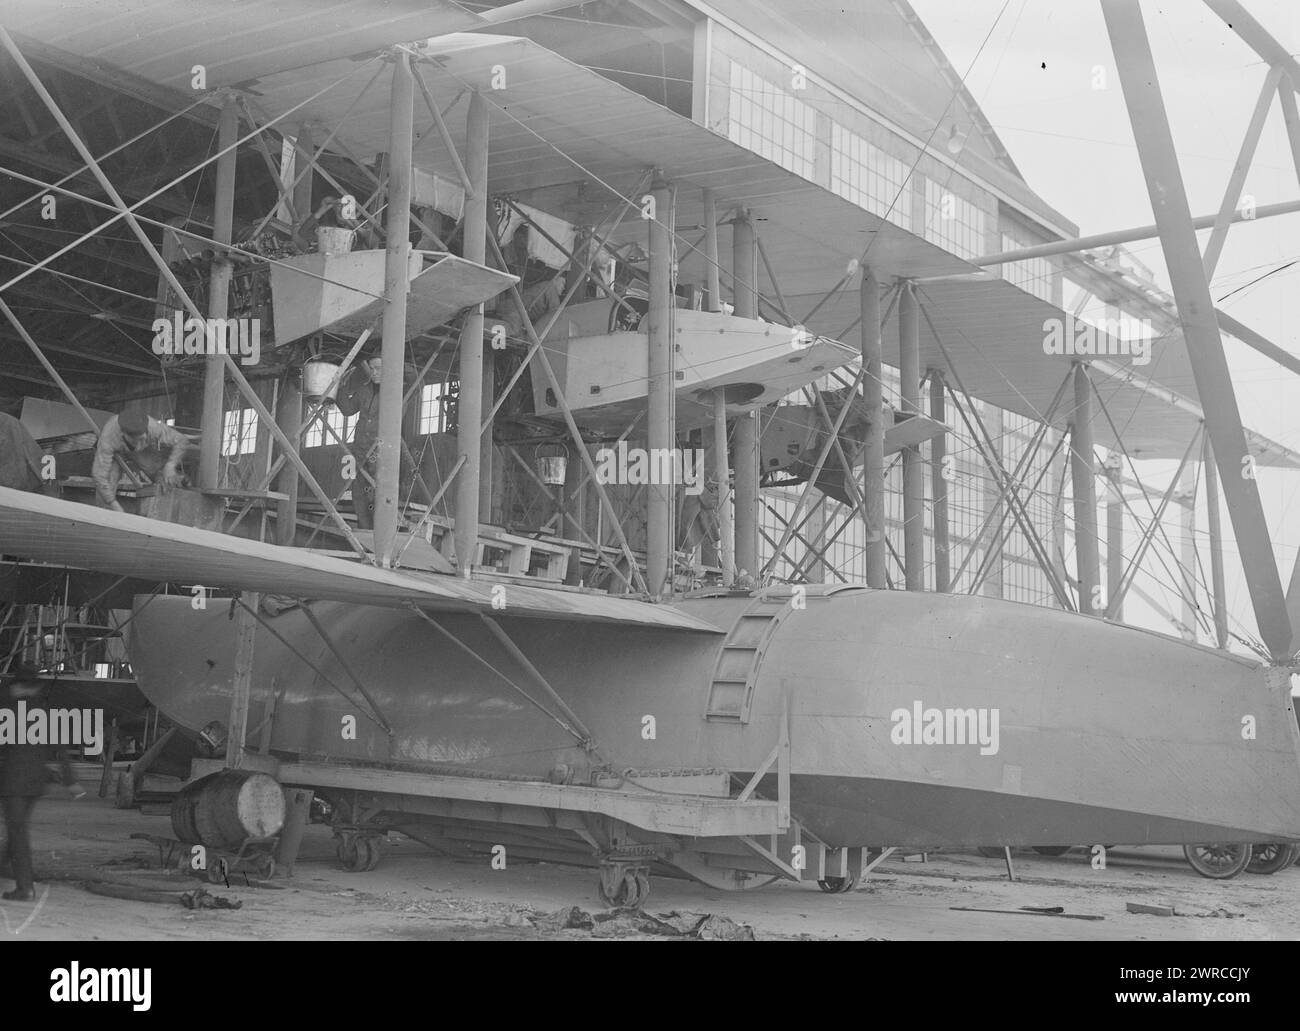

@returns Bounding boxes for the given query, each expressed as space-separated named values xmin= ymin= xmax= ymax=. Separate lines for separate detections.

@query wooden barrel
xmin=170 ymin=770 xmax=285 ymax=849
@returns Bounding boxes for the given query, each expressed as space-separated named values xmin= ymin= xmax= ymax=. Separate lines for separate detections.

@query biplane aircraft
xmin=2 ymin=0 xmax=1300 ymax=905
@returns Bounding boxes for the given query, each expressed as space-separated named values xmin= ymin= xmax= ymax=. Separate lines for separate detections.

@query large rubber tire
xmin=975 ymin=846 xmax=1006 ymax=859
xmin=817 ymin=875 xmax=856 ymax=893
xmin=1033 ymin=846 xmax=1072 ymax=857
xmin=1183 ymin=843 xmax=1251 ymax=879
xmin=1247 ymin=842 xmax=1297 ymax=875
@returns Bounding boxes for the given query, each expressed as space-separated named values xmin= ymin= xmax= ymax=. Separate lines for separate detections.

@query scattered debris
xmin=692 ymin=914 xmax=756 ymax=941
xmin=179 ymin=889 xmax=242 ymax=910
xmin=529 ymin=905 xmax=755 ymax=939
xmin=1126 ymin=902 xmax=1175 ymax=917
xmin=589 ymin=912 xmax=657 ymax=938
xmin=1125 ymin=901 xmax=1244 ymax=919
xmin=532 ymin=905 xmax=594 ymax=931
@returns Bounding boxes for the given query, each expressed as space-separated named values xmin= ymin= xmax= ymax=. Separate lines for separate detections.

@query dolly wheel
xmin=251 ymin=853 xmax=276 ymax=880
xmin=817 ymin=875 xmax=856 ymax=893
xmin=360 ymin=835 xmax=384 ymax=872
xmin=206 ymin=857 xmax=230 ymax=885
xmin=597 ymin=865 xmax=649 ymax=909
xmin=1247 ymin=842 xmax=1297 ymax=875
xmin=338 ymin=834 xmax=384 ymax=872
xmin=1183 ymin=843 xmax=1251 ymax=879
xmin=336 ymin=835 xmax=362 ymax=872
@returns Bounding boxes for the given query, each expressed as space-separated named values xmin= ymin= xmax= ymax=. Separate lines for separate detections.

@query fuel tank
xmin=130 ymin=586 xmax=1300 ymax=848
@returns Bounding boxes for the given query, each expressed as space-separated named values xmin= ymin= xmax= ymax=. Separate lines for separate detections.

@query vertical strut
xmin=861 ymin=268 xmax=887 ymax=588
xmin=454 ymin=90 xmax=490 ymax=573
xmin=898 ymin=282 xmax=923 ymax=591
xmin=732 ymin=210 xmax=760 ymax=579
xmin=1070 ymin=363 xmax=1100 ymax=614
xmin=375 ymin=53 xmax=415 ymax=564
xmin=646 ymin=175 xmax=675 ymax=596
xmin=930 ymin=368 xmax=950 ymax=593
xmin=199 ymin=97 xmax=237 ymax=490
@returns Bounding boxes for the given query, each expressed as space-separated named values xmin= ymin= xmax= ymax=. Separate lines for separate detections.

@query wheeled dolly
xmin=597 ymin=847 xmax=655 ymax=908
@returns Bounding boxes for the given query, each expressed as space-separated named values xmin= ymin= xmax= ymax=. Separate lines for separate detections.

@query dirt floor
xmin=3 ymin=789 xmax=1298 ymax=940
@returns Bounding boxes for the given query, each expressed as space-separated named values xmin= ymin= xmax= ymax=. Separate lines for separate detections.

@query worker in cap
xmin=0 ymin=662 xmax=49 ymax=901
xmin=91 ymin=409 xmax=195 ymax=512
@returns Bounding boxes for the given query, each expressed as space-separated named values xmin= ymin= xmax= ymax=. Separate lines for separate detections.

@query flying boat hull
xmin=129 ymin=587 xmax=1300 ymax=850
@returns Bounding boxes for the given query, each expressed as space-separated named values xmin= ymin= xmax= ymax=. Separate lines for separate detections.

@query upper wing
xmin=6 ymin=3 xmax=487 ymax=90
xmin=0 ymin=488 xmax=721 ymax=633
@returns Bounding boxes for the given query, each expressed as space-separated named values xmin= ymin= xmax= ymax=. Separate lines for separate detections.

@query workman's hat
xmin=118 ymin=410 xmax=148 ymax=435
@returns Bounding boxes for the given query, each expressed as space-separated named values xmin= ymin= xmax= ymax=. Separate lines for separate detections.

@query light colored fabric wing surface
xmin=0 ymin=488 xmax=721 ymax=632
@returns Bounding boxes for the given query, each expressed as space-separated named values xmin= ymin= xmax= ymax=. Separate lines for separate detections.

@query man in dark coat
xmin=0 ymin=663 xmax=50 ymax=901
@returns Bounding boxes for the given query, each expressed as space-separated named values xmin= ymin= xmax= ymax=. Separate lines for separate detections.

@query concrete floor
xmin=3 ymin=790 xmax=1297 ymax=940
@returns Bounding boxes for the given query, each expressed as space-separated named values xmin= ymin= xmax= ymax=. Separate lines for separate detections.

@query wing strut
xmin=301 ymin=605 xmax=394 ymax=737
xmin=478 ymin=614 xmax=597 ymax=751
xmin=235 ymin=599 xmax=391 ymax=736
xmin=407 ymin=605 xmax=595 ymax=753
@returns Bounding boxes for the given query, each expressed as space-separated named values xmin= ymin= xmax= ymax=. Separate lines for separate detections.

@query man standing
xmin=0 ymin=663 xmax=48 ymax=902
xmin=91 ymin=410 xmax=193 ymax=512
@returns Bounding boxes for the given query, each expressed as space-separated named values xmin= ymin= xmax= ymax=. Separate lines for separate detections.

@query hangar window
xmin=304 ymin=408 xmax=357 ymax=448
xmin=419 ymin=381 xmax=454 ymax=436
xmin=728 ymin=64 xmax=817 ymax=181
xmin=999 ymin=232 xmax=1054 ymax=303
xmin=923 ymin=179 xmax=987 ymax=260
xmin=830 ymin=124 xmax=913 ymax=230
xmin=221 ymin=407 xmax=258 ymax=457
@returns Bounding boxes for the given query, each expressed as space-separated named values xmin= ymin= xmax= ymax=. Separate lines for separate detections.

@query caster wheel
xmin=1247 ymin=842 xmax=1297 ymax=875
xmin=336 ymin=835 xmax=361 ymax=872
xmin=338 ymin=835 xmax=383 ymax=872
xmin=1183 ymin=843 xmax=1251 ymax=879
xmin=1033 ymin=846 xmax=1072 ymax=857
xmin=817 ymin=875 xmax=857 ymax=893
xmin=251 ymin=853 xmax=276 ymax=880
xmin=206 ymin=857 xmax=230 ymax=885
xmin=597 ymin=866 xmax=649 ymax=908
